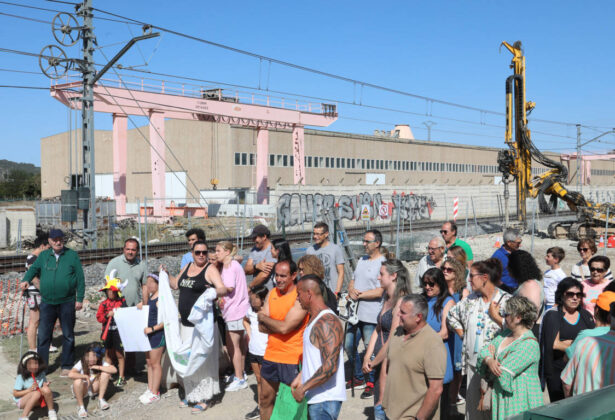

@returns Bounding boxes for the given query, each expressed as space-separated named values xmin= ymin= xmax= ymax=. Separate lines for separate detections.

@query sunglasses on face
xmin=442 ymin=267 xmax=454 ymax=274
xmin=422 ymin=281 xmax=436 ymax=288
xmin=565 ymin=291 xmax=585 ymax=299
xmin=590 ymin=267 xmax=606 ymax=273
xmin=578 ymin=247 xmax=590 ymax=252
xmin=439 ymin=230 xmax=449 ymax=234
xmin=194 ymin=250 xmax=207 ymax=256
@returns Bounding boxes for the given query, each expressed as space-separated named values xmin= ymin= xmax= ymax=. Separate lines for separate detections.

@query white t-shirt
xmin=543 ymin=268 xmax=566 ymax=306
xmin=247 ymin=308 xmax=268 ymax=357
xmin=72 ymin=360 xmax=111 ymax=382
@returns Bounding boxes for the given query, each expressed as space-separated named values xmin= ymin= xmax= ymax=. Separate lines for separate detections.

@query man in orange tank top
xmin=257 ymin=260 xmax=309 ymax=420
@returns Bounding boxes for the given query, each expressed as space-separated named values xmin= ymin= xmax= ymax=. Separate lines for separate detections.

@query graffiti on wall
xmin=276 ymin=192 xmax=436 ymax=229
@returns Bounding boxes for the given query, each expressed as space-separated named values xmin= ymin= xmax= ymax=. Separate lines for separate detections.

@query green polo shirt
xmin=104 ymin=254 xmax=147 ymax=306
xmin=446 ymin=238 xmax=473 ymax=261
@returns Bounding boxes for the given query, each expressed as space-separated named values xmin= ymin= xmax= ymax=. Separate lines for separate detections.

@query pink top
xmin=220 ymin=260 xmax=250 ymax=322
xmin=582 ymin=279 xmax=612 ymax=315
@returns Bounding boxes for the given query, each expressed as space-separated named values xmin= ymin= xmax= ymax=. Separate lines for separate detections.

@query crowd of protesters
xmin=14 ymin=222 xmax=615 ymax=420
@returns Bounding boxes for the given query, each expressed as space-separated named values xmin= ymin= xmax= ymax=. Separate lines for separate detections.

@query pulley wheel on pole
xmin=39 ymin=45 xmax=69 ymax=79
xmin=52 ymin=13 xmax=81 ymax=47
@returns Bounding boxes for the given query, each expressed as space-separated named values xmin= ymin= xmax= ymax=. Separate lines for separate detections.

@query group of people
xmin=12 ymin=221 xmax=615 ymax=420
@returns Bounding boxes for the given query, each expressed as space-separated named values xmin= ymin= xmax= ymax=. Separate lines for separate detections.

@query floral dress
xmin=447 ymin=289 xmax=511 ymax=374
xmin=477 ymin=329 xmax=544 ymax=420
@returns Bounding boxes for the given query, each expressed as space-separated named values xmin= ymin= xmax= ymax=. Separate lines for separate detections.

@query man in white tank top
xmin=291 ymin=275 xmax=346 ymax=420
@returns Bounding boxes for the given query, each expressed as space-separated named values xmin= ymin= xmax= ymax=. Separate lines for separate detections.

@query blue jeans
xmin=344 ymin=321 xmax=376 ymax=384
xmin=38 ymin=301 xmax=76 ymax=370
xmin=308 ymin=400 xmax=343 ymax=420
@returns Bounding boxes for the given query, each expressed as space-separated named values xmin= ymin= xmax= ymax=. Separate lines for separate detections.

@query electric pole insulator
xmin=38 ymin=45 xmax=69 ymax=79
xmin=52 ymin=12 xmax=81 ymax=46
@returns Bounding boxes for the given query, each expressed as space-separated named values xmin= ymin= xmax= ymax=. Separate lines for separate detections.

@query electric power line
xmin=0 ymin=84 xmax=49 ymax=89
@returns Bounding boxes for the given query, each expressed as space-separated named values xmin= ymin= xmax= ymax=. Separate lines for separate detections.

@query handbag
xmin=270 ymin=383 xmax=308 ymax=420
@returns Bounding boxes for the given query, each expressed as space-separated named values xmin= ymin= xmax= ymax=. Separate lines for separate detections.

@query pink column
xmin=292 ymin=125 xmax=305 ymax=185
xmin=256 ymin=127 xmax=269 ymax=204
xmin=112 ymin=114 xmax=128 ymax=216
xmin=149 ymin=111 xmax=166 ymax=216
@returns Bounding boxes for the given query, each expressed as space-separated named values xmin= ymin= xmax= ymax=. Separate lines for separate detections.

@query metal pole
xmin=576 ymin=124 xmax=582 ymax=194
xmin=17 ymin=219 xmax=22 ymax=253
xmin=444 ymin=193 xmax=448 ymax=221
xmin=144 ymin=197 xmax=149 ymax=269
xmin=310 ymin=198 xmax=317 ymax=246
xmin=137 ymin=198 xmax=142 ymax=261
xmin=395 ymin=195 xmax=401 ymax=258
xmin=241 ymin=197 xmax=246 ymax=250
xmin=531 ymin=200 xmax=536 ymax=255
xmin=464 ymin=199 xmax=469 ymax=239
xmin=604 ymin=207 xmax=610 ymax=257
xmin=504 ymin=180 xmax=510 ymax=229
xmin=236 ymin=197 xmax=240 ymax=249
xmin=471 ymin=196 xmax=478 ymax=236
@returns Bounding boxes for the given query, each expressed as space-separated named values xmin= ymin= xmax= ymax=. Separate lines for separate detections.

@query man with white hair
xmin=414 ymin=237 xmax=445 ymax=292
xmin=491 ymin=228 xmax=522 ymax=292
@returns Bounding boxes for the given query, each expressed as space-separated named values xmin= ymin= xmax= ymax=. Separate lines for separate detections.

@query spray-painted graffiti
xmin=276 ymin=192 xmax=436 ymax=229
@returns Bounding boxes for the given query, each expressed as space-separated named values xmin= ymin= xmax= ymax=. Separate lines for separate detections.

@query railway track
xmin=0 ymin=212 xmax=573 ymax=274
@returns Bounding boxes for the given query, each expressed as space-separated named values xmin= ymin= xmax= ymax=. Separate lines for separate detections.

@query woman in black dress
xmin=540 ymin=277 xmax=594 ymax=402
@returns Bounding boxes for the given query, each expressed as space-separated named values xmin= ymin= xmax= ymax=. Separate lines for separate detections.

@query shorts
xmin=248 ymin=352 xmax=264 ymax=365
xmin=103 ymin=329 xmax=123 ymax=350
xmin=225 ymin=319 xmax=245 ymax=332
xmin=25 ymin=288 xmax=42 ymax=310
xmin=260 ymin=359 xmax=299 ymax=386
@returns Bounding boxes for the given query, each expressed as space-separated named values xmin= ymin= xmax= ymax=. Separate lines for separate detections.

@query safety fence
xmin=0 ymin=278 xmax=26 ymax=338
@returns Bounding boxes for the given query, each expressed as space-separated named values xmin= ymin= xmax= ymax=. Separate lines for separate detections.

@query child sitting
xmin=13 ymin=351 xmax=56 ymax=420
xmin=544 ymin=247 xmax=566 ymax=310
xmin=242 ymin=285 xmax=269 ymax=420
xmin=68 ymin=344 xmax=117 ymax=417
xmin=96 ymin=270 xmax=127 ymax=387
xmin=137 ymin=272 xmax=165 ymax=405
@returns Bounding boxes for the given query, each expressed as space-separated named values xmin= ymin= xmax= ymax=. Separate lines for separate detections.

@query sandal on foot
xmin=179 ymin=398 xmax=190 ymax=408
xmin=191 ymin=402 xmax=208 ymax=414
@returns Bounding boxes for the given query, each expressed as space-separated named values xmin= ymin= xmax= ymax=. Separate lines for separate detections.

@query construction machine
xmin=498 ymin=41 xmax=615 ymax=240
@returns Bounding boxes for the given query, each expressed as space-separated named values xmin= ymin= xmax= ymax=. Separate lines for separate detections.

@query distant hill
xmin=0 ymin=159 xmax=40 ymax=175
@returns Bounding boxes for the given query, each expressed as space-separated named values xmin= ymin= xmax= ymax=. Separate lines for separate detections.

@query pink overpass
xmin=50 ymin=75 xmax=338 ymax=215
xmin=561 ymin=153 xmax=615 ymax=185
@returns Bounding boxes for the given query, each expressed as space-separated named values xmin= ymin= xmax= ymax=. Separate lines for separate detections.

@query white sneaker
xmin=49 ymin=344 xmax=59 ymax=353
xmin=139 ymin=389 xmax=153 ymax=404
xmin=77 ymin=406 xmax=88 ymax=418
xmin=142 ymin=392 xmax=160 ymax=405
xmin=99 ymin=398 xmax=110 ymax=410
xmin=226 ymin=378 xmax=248 ymax=392
xmin=48 ymin=410 xmax=58 ymax=420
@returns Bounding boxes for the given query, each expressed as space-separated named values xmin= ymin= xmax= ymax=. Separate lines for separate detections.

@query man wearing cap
xmin=21 ymin=229 xmax=85 ymax=376
xmin=562 ymin=291 xmax=615 ymax=396
xmin=245 ymin=225 xmax=277 ymax=289
xmin=104 ymin=237 xmax=147 ymax=307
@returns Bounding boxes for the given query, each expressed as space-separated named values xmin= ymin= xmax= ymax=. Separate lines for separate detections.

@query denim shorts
xmin=308 ymin=400 xmax=343 ymax=420
xmin=225 ymin=319 xmax=245 ymax=331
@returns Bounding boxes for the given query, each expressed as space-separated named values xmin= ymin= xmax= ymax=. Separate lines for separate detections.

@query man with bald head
xmin=292 ymin=275 xmax=346 ymax=419
xmin=414 ymin=237 xmax=445 ymax=292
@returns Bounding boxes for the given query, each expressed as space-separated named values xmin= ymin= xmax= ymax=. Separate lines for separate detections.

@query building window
xmin=307 ymin=156 xmax=312 ymax=167
xmin=241 ymin=153 xmax=247 ymax=165
xmin=269 ymin=154 xmax=275 ymax=166
xmin=290 ymin=155 xmax=294 ymax=166
xmin=234 ymin=153 xmax=240 ymax=165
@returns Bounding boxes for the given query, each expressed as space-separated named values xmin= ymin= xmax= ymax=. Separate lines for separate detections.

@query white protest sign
xmin=113 ymin=306 xmax=152 ymax=352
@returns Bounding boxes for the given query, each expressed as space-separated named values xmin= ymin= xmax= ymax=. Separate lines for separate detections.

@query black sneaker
xmin=345 ymin=378 xmax=366 ymax=389
xmin=360 ymin=382 xmax=374 ymax=399
xmin=245 ymin=406 xmax=260 ymax=419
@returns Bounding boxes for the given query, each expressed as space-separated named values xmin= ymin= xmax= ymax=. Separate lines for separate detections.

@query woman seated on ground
xmin=477 ymin=296 xmax=543 ymax=419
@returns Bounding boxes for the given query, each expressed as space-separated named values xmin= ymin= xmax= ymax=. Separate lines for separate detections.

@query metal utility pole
xmin=423 ymin=121 xmax=437 ymax=141
xmin=78 ymin=0 xmax=97 ymax=247
xmin=576 ymin=124 xmax=581 ymax=194
xmin=39 ymin=1 xmax=158 ymax=248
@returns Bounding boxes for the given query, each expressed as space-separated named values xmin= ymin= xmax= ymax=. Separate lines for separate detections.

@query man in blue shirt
xmin=180 ymin=228 xmax=206 ymax=269
xmin=491 ymin=227 xmax=522 ymax=292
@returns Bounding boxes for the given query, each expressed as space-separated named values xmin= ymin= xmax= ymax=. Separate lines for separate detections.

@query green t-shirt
xmin=446 ymin=238 xmax=473 ymax=261
xmin=565 ymin=326 xmax=611 ymax=359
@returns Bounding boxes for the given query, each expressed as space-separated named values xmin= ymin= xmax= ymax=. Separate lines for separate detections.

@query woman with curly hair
xmin=442 ymin=257 xmax=469 ymax=405
xmin=490 ymin=250 xmax=544 ymax=336
xmin=421 ymin=267 xmax=455 ymax=416
xmin=540 ymin=277 xmax=594 ymax=402
xmin=477 ymin=296 xmax=543 ymax=419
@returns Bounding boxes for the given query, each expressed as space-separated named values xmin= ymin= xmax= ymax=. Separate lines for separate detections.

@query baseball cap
xmin=49 ymin=229 xmax=65 ymax=239
xmin=592 ymin=291 xmax=615 ymax=311
xmin=250 ymin=224 xmax=271 ymax=238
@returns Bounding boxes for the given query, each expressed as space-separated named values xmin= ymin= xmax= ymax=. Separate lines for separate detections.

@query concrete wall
xmin=3 ymin=207 xmax=36 ymax=245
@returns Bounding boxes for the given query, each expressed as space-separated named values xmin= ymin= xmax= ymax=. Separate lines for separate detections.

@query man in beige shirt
xmin=383 ymin=294 xmax=446 ymax=420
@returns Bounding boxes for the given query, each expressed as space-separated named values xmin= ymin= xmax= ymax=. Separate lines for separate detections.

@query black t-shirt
xmin=178 ymin=263 xmax=211 ymax=327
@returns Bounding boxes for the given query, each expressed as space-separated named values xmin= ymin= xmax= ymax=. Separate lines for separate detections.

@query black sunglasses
xmin=194 ymin=250 xmax=207 ymax=256
xmin=422 ymin=281 xmax=436 ymax=287
xmin=590 ymin=267 xmax=606 ymax=273
xmin=564 ymin=291 xmax=585 ymax=299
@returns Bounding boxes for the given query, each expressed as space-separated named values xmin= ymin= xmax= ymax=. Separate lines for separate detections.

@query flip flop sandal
xmin=191 ymin=402 xmax=208 ymax=414
xmin=179 ymin=398 xmax=190 ymax=408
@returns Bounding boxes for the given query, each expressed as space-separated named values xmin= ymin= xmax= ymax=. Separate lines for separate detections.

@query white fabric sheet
xmin=113 ymin=306 xmax=152 ymax=352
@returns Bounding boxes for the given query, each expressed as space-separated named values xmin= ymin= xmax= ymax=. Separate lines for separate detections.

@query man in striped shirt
xmin=561 ymin=301 xmax=615 ymax=396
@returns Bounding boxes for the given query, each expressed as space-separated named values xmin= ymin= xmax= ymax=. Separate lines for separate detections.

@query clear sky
xmin=2 ymin=0 xmax=615 ymax=166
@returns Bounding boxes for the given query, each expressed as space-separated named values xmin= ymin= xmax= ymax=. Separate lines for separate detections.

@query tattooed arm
xmin=291 ymin=313 xmax=343 ymax=402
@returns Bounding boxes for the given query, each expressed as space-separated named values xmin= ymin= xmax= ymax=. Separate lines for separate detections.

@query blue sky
xmin=2 ymin=0 xmax=615 ymax=165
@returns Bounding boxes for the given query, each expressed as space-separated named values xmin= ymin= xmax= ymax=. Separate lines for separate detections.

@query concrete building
xmin=41 ymin=120 xmax=615 ymax=209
